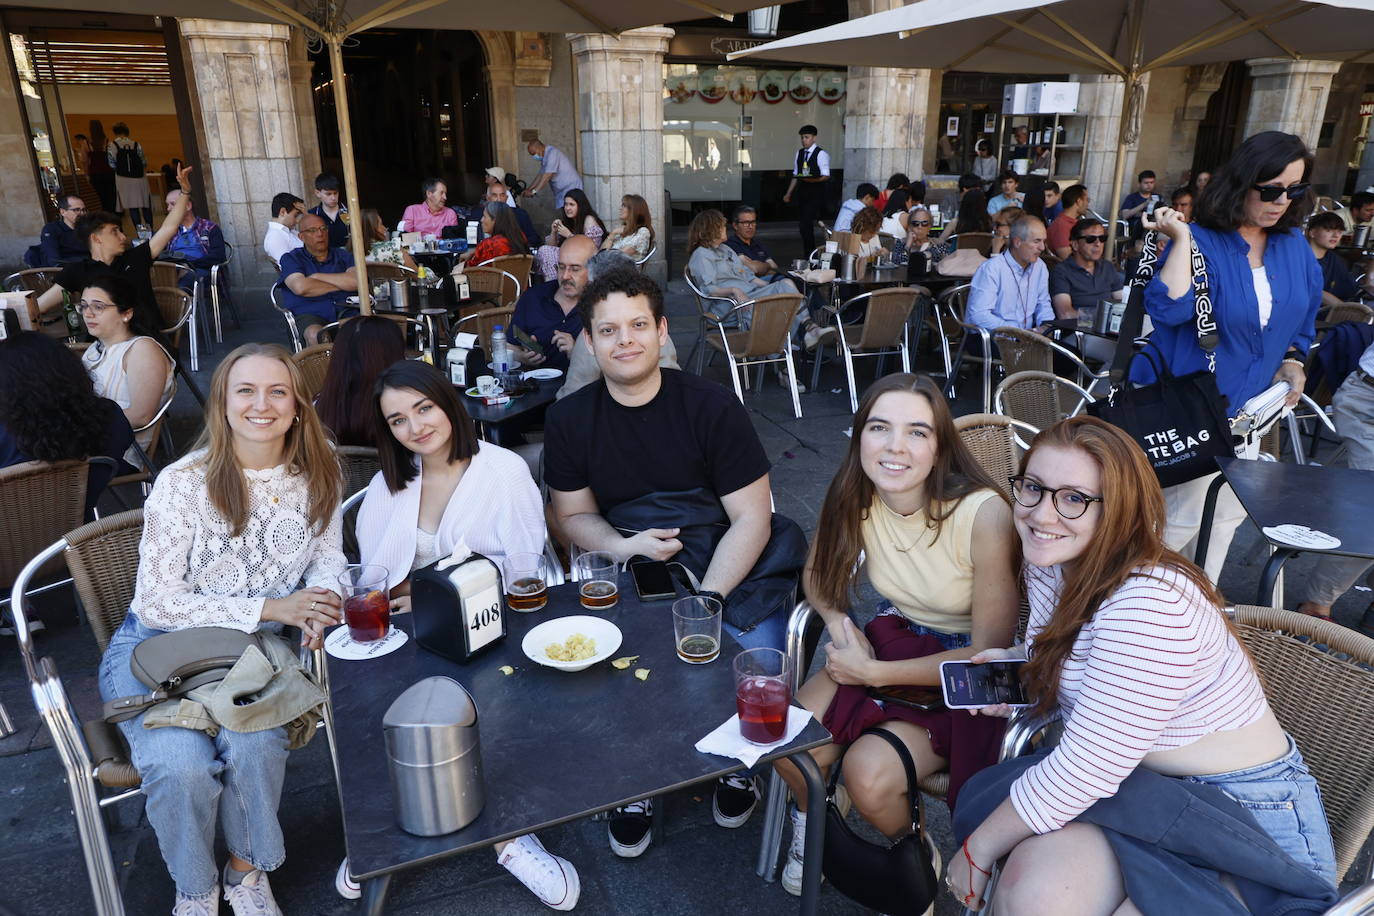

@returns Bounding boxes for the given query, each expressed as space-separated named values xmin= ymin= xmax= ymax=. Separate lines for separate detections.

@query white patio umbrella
xmin=14 ymin=0 xmax=778 ymax=311
xmin=730 ymin=0 xmax=1374 ymax=253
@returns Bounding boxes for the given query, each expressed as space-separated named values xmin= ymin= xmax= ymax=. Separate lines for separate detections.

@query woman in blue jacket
xmin=1135 ymin=131 xmax=1320 ymax=581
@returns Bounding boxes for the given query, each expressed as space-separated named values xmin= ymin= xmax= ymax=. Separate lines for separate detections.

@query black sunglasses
xmin=1077 ymin=234 xmax=1107 ymax=244
xmin=1251 ymin=182 xmax=1309 ymax=203
xmin=910 ymin=220 xmax=931 ymax=227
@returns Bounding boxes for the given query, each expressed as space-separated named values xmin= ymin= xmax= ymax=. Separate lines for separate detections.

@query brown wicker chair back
xmin=291 ymin=343 xmax=333 ymax=402
xmin=456 ymin=305 xmax=516 ymax=358
xmin=3 ymin=267 xmax=61 ymax=295
xmin=956 ymin=232 xmax=994 ymax=256
xmin=460 ymin=266 xmax=520 ymax=309
xmin=0 ymin=460 xmax=91 ymax=588
xmin=153 ymin=286 xmax=193 ymax=348
xmin=363 ymin=261 xmax=414 ymax=283
xmin=1232 ymin=605 xmax=1374 ymax=878
xmin=995 ymin=370 xmax=1093 ymax=434
xmin=338 ymin=445 xmax=382 ymax=498
xmin=150 ymin=261 xmax=192 ymax=290
xmin=954 ymin=413 xmax=1019 ymax=499
xmin=993 ymin=327 xmax=1056 ymax=376
xmin=1321 ymin=302 xmax=1374 ymax=326
xmin=852 ymin=287 xmax=918 ymax=351
xmin=63 ymin=510 xmax=144 ymax=652
xmin=482 ymin=254 xmax=533 ymax=289
xmin=737 ymin=294 xmax=803 ymax=358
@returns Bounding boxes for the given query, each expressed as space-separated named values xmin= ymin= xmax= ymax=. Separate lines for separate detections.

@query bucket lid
xmin=383 ymin=676 xmax=477 ymax=730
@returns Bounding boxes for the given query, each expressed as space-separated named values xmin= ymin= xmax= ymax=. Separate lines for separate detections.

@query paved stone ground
xmin=3 ymin=222 xmax=1370 ymax=915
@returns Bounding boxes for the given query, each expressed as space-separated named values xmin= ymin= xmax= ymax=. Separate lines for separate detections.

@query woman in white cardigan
xmin=346 ymin=359 xmax=580 ymax=911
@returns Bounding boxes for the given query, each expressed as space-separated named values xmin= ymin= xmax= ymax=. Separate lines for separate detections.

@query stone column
xmin=568 ymin=26 xmax=673 ymax=284
xmin=287 ymin=30 xmax=322 ymax=191
xmin=843 ymin=0 xmax=935 ymax=195
xmin=1075 ymin=73 xmax=1150 ymax=220
xmin=179 ymin=19 xmax=306 ymax=290
xmin=0 ymin=22 xmax=46 ymax=266
xmin=1243 ymin=58 xmax=1342 ymax=148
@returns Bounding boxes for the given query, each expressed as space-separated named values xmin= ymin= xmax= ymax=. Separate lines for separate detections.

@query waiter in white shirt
xmin=782 ymin=125 xmax=830 ymax=255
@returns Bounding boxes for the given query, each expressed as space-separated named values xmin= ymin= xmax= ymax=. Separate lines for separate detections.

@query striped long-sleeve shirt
xmin=1009 ymin=563 xmax=1270 ymax=835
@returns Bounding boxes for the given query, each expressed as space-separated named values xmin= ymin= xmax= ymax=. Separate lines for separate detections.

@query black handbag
xmin=605 ymin=488 xmax=807 ymax=632
xmin=1087 ymin=230 xmax=1234 ymax=488
xmin=821 ymin=728 xmax=938 ymax=916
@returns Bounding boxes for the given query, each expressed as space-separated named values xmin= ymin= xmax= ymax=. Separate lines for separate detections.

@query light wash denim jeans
xmin=99 ymin=614 xmax=291 ymax=901
xmin=1183 ymin=736 xmax=1338 ymax=887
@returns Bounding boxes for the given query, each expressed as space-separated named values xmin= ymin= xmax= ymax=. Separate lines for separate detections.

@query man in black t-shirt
xmin=544 ymin=270 xmax=775 ymax=859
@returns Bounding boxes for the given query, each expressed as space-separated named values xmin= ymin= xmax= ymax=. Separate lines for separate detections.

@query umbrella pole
xmin=1105 ymin=0 xmax=1145 ymax=262
xmin=327 ymin=34 xmax=372 ymax=316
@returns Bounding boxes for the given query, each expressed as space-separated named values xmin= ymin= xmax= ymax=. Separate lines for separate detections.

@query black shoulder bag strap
xmin=1106 ymin=228 xmax=1219 ymax=388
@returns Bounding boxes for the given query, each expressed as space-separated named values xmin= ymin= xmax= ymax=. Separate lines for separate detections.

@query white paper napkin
xmin=324 ymin=625 xmax=408 ymax=660
xmin=695 ymin=706 xmax=813 ymax=768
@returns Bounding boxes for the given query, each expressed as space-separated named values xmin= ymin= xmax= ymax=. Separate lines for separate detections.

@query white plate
xmin=522 ymin=368 xmax=564 ymax=381
xmin=521 ymin=616 xmax=623 ymax=672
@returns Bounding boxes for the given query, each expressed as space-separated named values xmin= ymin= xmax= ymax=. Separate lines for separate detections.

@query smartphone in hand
xmin=940 ymin=659 xmax=1030 ymax=709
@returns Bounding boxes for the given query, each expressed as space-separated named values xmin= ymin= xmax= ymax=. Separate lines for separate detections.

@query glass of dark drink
xmin=733 ymin=648 xmax=793 ymax=745
xmin=504 ymin=552 xmax=548 ymax=612
xmin=573 ymin=551 xmax=619 ymax=610
xmin=339 ymin=564 xmax=390 ymax=643
xmin=673 ymin=595 xmax=721 ymax=664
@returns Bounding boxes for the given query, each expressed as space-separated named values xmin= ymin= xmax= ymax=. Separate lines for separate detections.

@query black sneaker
xmin=608 ymin=798 xmax=654 ymax=857
xmin=713 ymin=773 xmax=760 ymax=828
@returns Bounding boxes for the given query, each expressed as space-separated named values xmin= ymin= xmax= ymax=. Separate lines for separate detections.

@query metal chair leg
xmin=756 ymin=769 xmax=790 ymax=881
xmin=0 ymin=700 xmax=15 ymax=738
xmin=842 ymin=340 xmax=860 ymax=414
xmin=810 ymin=340 xmax=825 ymax=393
xmin=784 ymin=338 xmax=803 ymax=419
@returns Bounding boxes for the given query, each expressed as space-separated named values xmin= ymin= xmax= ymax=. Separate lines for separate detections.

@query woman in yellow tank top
xmin=771 ymin=373 xmax=1020 ymax=897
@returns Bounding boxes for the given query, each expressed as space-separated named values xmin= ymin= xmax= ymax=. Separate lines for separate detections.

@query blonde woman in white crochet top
xmin=99 ymin=343 xmax=344 ymax=916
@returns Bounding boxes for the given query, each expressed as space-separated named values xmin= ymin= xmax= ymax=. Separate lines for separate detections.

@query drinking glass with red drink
xmin=733 ymin=647 xmax=792 ymax=745
xmin=339 ymin=564 xmax=390 ymax=643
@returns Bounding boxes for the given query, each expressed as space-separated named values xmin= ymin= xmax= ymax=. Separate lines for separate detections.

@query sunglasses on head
xmin=1251 ymin=182 xmax=1309 ymax=203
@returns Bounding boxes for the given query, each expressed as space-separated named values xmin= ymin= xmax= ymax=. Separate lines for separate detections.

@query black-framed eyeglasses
xmin=734 ymin=219 xmax=757 ymax=226
xmin=1009 ymin=476 xmax=1103 ymax=519
xmin=1251 ymin=182 xmax=1309 ymax=203
xmin=1077 ymin=235 xmax=1107 ymax=244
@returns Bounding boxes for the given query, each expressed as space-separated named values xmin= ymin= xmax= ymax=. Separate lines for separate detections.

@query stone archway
xmin=475 ymin=31 xmax=523 ymax=178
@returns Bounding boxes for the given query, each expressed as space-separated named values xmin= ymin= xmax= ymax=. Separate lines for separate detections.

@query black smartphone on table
xmin=630 ymin=559 xmax=677 ymax=601
xmin=939 ymin=659 xmax=1030 ymax=709
xmin=868 ymin=685 xmax=944 ymax=712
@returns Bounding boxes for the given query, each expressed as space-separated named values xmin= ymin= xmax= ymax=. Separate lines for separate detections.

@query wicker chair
xmin=480 ymin=254 xmax=533 ymax=292
xmin=0 ymin=460 xmax=105 ymax=615
xmin=1320 ymin=302 xmax=1374 ymax=326
xmin=363 ymin=261 xmax=415 ymax=284
xmin=635 ymin=244 xmax=657 ymax=269
xmin=151 ymin=261 xmax=204 ymax=370
xmin=152 ymin=286 xmax=206 ymax=407
xmin=933 ymin=283 xmax=1000 ymax=412
xmin=3 ymin=267 xmax=61 ymax=296
xmin=338 ymin=445 xmax=382 ymax=498
xmin=104 ymin=378 xmax=179 ymax=502
xmin=955 ymin=413 xmax=1019 ymax=499
xmin=992 ymin=326 xmax=1110 ymax=397
xmin=459 ymin=266 xmax=522 ymax=312
xmin=684 ymin=268 xmax=744 ymax=375
xmin=269 ymin=282 xmax=305 ymax=352
xmin=705 ymin=293 xmax=807 ymax=419
xmin=994 ymin=370 xmax=1095 ymax=449
xmin=956 ymin=232 xmax=994 ymax=256
xmin=292 ymin=343 xmax=333 ymax=401
xmin=817 ymin=287 xmax=919 ymax=412
xmin=454 ymin=305 xmax=516 ymax=361
xmin=964 ymin=606 xmax=1374 ymax=915
xmin=10 ymin=510 xmax=146 ymax=914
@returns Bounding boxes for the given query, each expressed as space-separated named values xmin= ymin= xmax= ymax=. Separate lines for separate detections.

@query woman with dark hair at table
xmin=1136 ymin=131 xmax=1320 ymax=583
xmin=314 ymin=315 xmax=405 ymax=449
xmin=338 ymin=359 xmax=580 ymax=910
xmin=460 ymin=201 xmax=531 ymax=266
xmin=536 ymin=189 xmax=605 ymax=279
xmin=0 ymin=328 xmax=132 ymax=516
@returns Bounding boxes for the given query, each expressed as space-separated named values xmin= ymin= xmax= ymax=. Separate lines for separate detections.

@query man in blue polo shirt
xmin=725 ymin=205 xmax=783 ymax=280
xmin=509 ymin=234 xmax=596 ymax=372
xmin=279 ymin=212 xmax=356 ymax=346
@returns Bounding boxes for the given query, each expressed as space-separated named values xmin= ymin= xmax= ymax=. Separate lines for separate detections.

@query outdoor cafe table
xmin=323 ymin=584 xmax=832 ymax=915
xmin=461 ymin=375 xmax=561 ymax=443
xmin=1195 ymin=456 xmax=1374 ymax=605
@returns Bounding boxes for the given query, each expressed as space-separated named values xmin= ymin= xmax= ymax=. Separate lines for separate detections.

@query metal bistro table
xmin=1196 ymin=456 xmax=1374 ymax=605
xmin=322 ymin=585 xmax=832 ymax=915
xmin=461 ymin=376 xmax=561 ymax=443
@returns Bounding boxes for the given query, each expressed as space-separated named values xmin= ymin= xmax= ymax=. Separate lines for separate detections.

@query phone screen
xmin=630 ymin=560 xmax=676 ymax=601
xmin=940 ymin=660 xmax=1030 ymax=709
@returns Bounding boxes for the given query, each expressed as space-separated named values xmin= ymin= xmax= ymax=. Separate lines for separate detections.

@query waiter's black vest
xmin=794 ymin=145 xmax=824 ymax=178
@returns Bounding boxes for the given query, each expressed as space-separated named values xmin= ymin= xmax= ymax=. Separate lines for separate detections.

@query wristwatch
xmin=697 ymin=589 xmax=727 ymax=609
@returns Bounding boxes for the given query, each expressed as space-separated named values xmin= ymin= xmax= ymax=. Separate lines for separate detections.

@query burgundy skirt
xmin=820 ymin=613 xmax=1007 ymax=812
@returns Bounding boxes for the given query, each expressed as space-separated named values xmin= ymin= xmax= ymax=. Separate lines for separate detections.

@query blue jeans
xmin=99 ymin=614 xmax=291 ymax=900
xmin=1183 ymin=737 xmax=1337 ymax=886
xmin=876 ymin=599 xmax=971 ymax=651
xmin=725 ymin=605 xmax=786 ymax=652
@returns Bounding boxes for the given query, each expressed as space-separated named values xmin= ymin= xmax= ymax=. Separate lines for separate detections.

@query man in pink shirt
xmin=400 ymin=177 xmax=458 ymax=236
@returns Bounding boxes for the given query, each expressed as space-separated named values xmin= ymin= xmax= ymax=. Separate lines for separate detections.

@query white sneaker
xmin=781 ymin=811 xmax=809 ymax=896
xmin=223 ymin=869 xmax=282 ymax=916
xmin=334 ymin=857 xmax=361 ymax=900
xmin=172 ymin=888 xmax=218 ymax=916
xmin=499 ymin=834 xmax=581 ymax=911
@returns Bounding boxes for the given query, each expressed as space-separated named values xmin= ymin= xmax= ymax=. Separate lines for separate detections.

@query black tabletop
xmin=849 ymin=263 xmax=907 ymax=287
xmin=326 ymin=584 xmax=831 ymax=880
xmin=1046 ymin=317 xmax=1119 ymax=342
xmin=1217 ymin=456 xmax=1374 ymax=559
xmin=461 ymin=376 xmax=560 ymax=426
